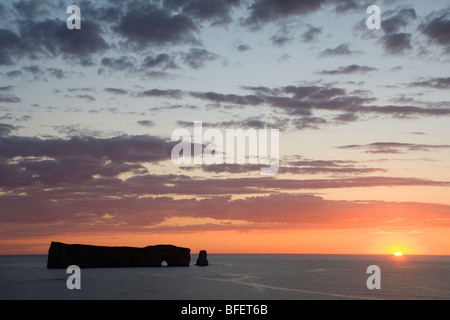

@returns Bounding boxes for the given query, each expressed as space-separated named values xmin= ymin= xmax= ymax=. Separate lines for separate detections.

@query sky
xmin=0 ymin=0 xmax=449 ymax=255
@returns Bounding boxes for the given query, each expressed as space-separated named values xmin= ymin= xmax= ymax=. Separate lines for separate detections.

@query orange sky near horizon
xmin=1 ymin=226 xmax=449 ymax=256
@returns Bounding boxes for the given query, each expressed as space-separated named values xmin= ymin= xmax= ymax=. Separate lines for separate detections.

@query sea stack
xmin=196 ymin=250 xmax=209 ymax=266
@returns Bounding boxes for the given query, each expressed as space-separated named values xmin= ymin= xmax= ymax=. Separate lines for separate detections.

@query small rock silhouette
xmin=196 ymin=250 xmax=209 ymax=266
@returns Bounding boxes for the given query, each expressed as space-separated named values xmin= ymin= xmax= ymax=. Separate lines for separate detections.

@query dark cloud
xmin=6 ymin=70 xmax=23 ymax=78
xmin=177 ymin=117 xmax=288 ymax=131
xmin=19 ymin=19 xmax=108 ymax=61
xmin=98 ymin=56 xmax=135 ymax=74
xmin=420 ymin=10 xmax=450 ymax=51
xmin=165 ymin=0 xmax=241 ymax=25
xmin=292 ymin=116 xmax=327 ymax=130
xmin=237 ymin=43 xmax=251 ymax=52
xmin=182 ymin=48 xmax=219 ymax=69
xmin=381 ymin=33 xmax=412 ymax=55
xmin=0 ymin=123 xmax=17 ymax=137
xmin=337 ymin=142 xmax=450 ymax=154
xmin=270 ymin=33 xmax=293 ymax=46
xmin=105 ymin=88 xmax=128 ymax=95
xmin=145 ymin=82 xmax=450 ymax=120
xmin=333 ymin=0 xmax=364 ymax=12
xmin=0 ymin=155 xmax=147 ymax=188
xmin=353 ymin=6 xmax=417 ymax=56
xmin=244 ymin=0 xmax=326 ymax=26
xmin=382 ymin=7 xmax=417 ymax=34
xmin=137 ymin=89 xmax=184 ymax=99
xmin=0 ymin=135 xmax=175 ymax=168
xmin=65 ymin=94 xmax=96 ymax=102
xmin=46 ymin=68 xmax=66 ymax=79
xmin=378 ymin=7 xmax=416 ymax=55
xmin=137 ymin=120 xmax=155 ymax=127
xmin=302 ymin=25 xmax=322 ymax=43
xmin=359 ymin=104 xmax=450 ymax=117
xmin=318 ymin=64 xmax=378 ymax=75
xmin=0 ymin=91 xmax=20 ymax=103
xmin=190 ymin=91 xmax=264 ymax=105
xmin=408 ymin=77 xmax=450 ymax=90
xmin=185 ymin=158 xmax=384 ymax=175
xmin=319 ymin=44 xmax=362 ymax=57
xmin=0 ymin=86 xmax=13 ymax=92
xmin=116 ymin=3 xmax=199 ymax=47
xmin=22 ymin=65 xmax=45 ymax=79
xmin=0 ymin=29 xmax=24 ymax=65
xmin=12 ymin=0 xmax=50 ymax=18
xmin=334 ymin=113 xmax=359 ymax=122
xmin=0 ymin=134 xmax=184 ymax=189
xmin=143 ymin=53 xmax=178 ymax=69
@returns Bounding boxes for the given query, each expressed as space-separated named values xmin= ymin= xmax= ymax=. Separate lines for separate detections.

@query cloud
xmin=239 ymin=84 xmax=450 ymax=118
xmin=190 ymin=91 xmax=264 ymax=105
xmin=270 ymin=33 xmax=293 ymax=46
xmin=237 ymin=43 xmax=251 ymax=52
xmin=407 ymin=77 xmax=450 ymax=90
xmin=46 ymin=68 xmax=67 ymax=79
xmin=177 ymin=117 xmax=289 ymax=131
xmin=318 ymin=64 xmax=378 ymax=75
xmin=185 ymin=158 xmax=385 ymax=175
xmin=377 ymin=7 xmax=416 ymax=55
xmin=98 ymin=56 xmax=136 ymax=74
xmin=302 ymin=24 xmax=322 ymax=43
xmin=0 ymin=123 xmax=17 ymax=136
xmin=165 ymin=0 xmax=241 ymax=26
xmin=105 ymin=88 xmax=128 ymax=95
xmin=353 ymin=6 xmax=418 ymax=56
xmin=6 ymin=70 xmax=23 ymax=78
xmin=137 ymin=89 xmax=184 ymax=99
xmin=333 ymin=0 xmax=364 ymax=13
xmin=0 ymin=135 xmax=175 ymax=170
xmin=382 ymin=7 xmax=417 ymax=34
xmin=381 ymin=33 xmax=412 ymax=55
xmin=135 ymin=82 xmax=450 ymax=121
xmin=0 ymin=90 xmax=20 ymax=103
xmin=12 ymin=0 xmax=50 ymax=18
xmin=19 ymin=19 xmax=108 ymax=61
xmin=1 ymin=174 xmax=449 ymax=238
xmin=420 ymin=10 xmax=450 ymax=52
xmin=182 ymin=48 xmax=219 ymax=69
xmin=319 ymin=44 xmax=362 ymax=57
xmin=137 ymin=120 xmax=155 ymax=127
xmin=244 ymin=0 xmax=326 ymax=26
xmin=116 ymin=3 xmax=199 ymax=47
xmin=143 ymin=53 xmax=178 ymax=69
xmin=292 ymin=116 xmax=327 ymax=130
xmin=337 ymin=142 xmax=450 ymax=154
xmin=0 ymin=29 xmax=24 ymax=65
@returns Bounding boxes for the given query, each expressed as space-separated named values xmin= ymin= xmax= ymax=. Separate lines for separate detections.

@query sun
xmin=394 ymin=252 xmax=403 ymax=256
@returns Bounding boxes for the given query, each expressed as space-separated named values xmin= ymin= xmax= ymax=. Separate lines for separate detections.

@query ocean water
xmin=0 ymin=254 xmax=449 ymax=300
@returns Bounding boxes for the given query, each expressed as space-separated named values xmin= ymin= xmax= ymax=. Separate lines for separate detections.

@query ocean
xmin=0 ymin=254 xmax=449 ymax=300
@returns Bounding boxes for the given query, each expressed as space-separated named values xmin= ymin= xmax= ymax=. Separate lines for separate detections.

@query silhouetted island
xmin=196 ymin=250 xmax=209 ymax=266
xmin=47 ymin=241 xmax=191 ymax=268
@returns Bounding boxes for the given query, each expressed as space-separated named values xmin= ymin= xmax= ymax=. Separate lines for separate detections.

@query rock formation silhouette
xmin=47 ymin=241 xmax=191 ymax=268
xmin=196 ymin=250 xmax=209 ymax=266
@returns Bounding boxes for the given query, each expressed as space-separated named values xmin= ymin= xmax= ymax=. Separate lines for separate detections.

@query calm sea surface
xmin=0 ymin=254 xmax=449 ymax=300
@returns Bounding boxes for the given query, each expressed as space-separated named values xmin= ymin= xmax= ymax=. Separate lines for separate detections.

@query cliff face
xmin=47 ymin=241 xmax=191 ymax=268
